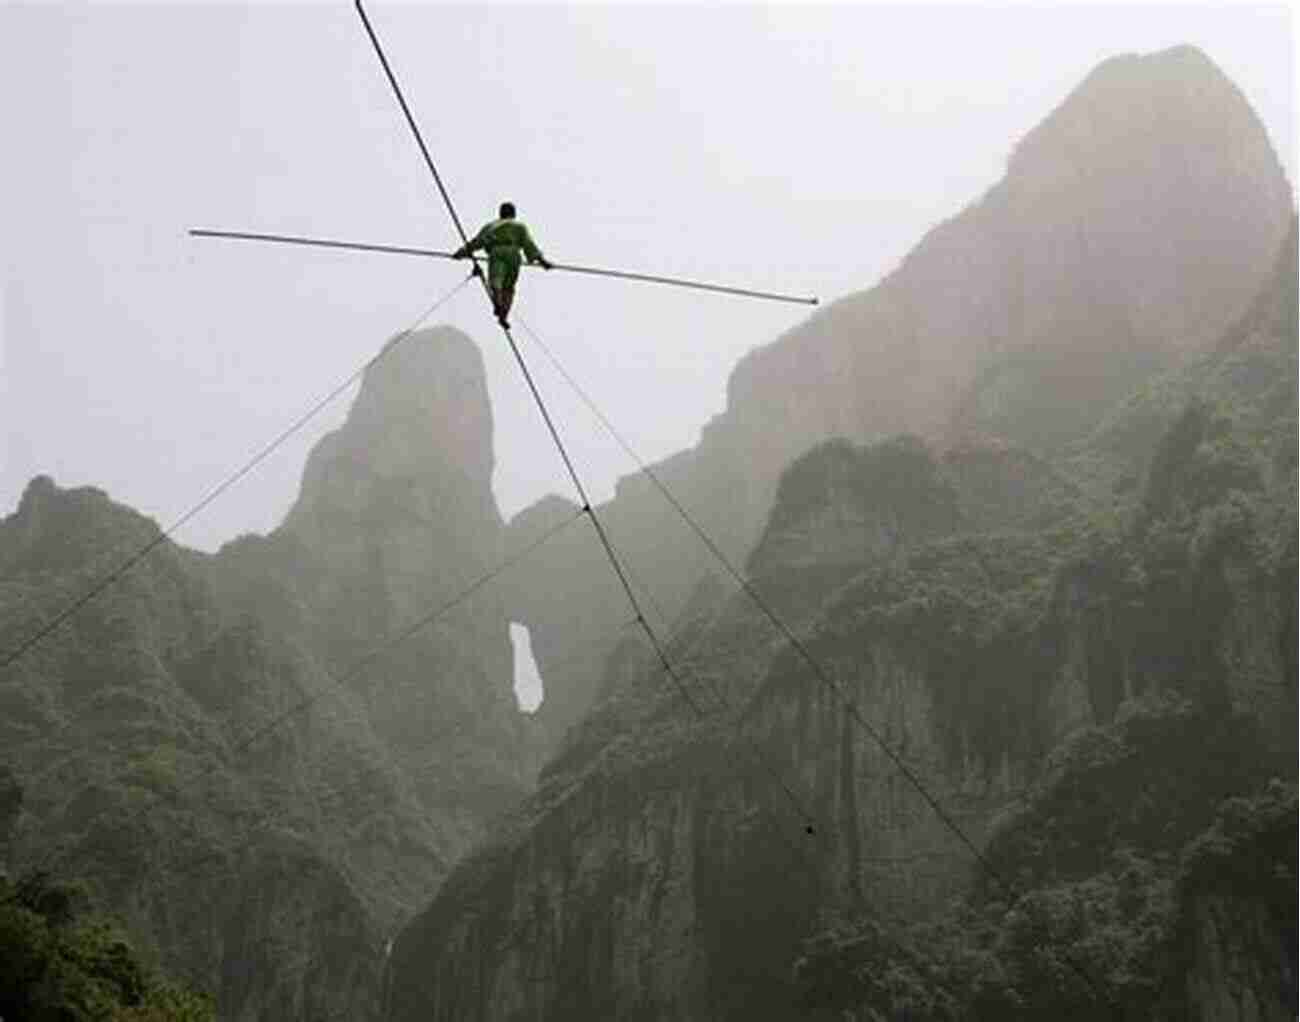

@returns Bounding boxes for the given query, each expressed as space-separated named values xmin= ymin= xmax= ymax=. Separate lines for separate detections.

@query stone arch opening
xmin=509 ymin=621 xmax=544 ymax=713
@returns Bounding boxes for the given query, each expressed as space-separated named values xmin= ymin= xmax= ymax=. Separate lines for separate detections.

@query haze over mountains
xmin=501 ymin=44 xmax=1293 ymax=748
xmin=1 ymin=45 xmax=1295 ymax=1021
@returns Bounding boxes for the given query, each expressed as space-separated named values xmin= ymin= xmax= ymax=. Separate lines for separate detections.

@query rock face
xmin=3 ymin=45 xmax=1293 ymax=1022
xmin=263 ymin=326 xmax=533 ymax=824
xmin=505 ymin=45 xmax=1294 ymax=746
xmin=388 ymin=188 xmax=1296 ymax=1020
xmin=0 ymin=478 xmax=393 ymax=1019
xmin=499 ymin=495 xmax=619 ymax=751
xmin=387 ymin=440 xmax=1073 ymax=1021
xmin=0 ymin=765 xmax=19 ymax=859
xmin=0 ymin=327 xmax=537 ymax=1019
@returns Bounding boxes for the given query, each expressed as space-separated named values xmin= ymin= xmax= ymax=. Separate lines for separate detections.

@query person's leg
xmin=497 ymin=258 xmax=521 ymax=327
xmin=488 ymin=256 xmax=510 ymax=320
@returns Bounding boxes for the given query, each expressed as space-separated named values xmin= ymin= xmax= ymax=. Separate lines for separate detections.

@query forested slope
xmin=388 ymin=222 xmax=1296 ymax=1022
xmin=0 ymin=329 xmax=538 ymax=1020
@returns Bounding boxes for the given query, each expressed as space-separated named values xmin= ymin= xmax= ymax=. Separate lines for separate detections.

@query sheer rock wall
xmin=0 ymin=327 xmax=535 ymax=1020
xmin=504 ymin=45 xmax=1294 ymax=747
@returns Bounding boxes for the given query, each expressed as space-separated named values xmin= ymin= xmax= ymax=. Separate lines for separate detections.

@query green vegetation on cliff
xmin=785 ymin=225 xmax=1298 ymax=1021
xmin=793 ymin=701 xmax=1295 ymax=1021
xmin=386 ymin=215 xmax=1296 ymax=1021
xmin=0 ymin=329 xmax=539 ymax=1020
xmin=2 ymin=855 xmax=213 ymax=1022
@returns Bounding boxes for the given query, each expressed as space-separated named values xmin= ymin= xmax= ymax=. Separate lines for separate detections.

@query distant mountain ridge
xmin=0 ymin=326 xmax=539 ymax=1019
xmin=388 ymin=196 xmax=1298 ymax=1022
xmin=0 ymin=43 xmax=1292 ymax=1022
xmin=502 ymin=44 xmax=1294 ymax=750
xmin=389 ymin=48 xmax=1297 ymax=1020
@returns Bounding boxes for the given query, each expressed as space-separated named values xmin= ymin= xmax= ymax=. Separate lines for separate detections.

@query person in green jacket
xmin=453 ymin=202 xmax=552 ymax=329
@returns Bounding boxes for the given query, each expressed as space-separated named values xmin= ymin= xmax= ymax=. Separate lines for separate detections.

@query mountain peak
xmin=352 ymin=325 xmax=485 ymax=426
xmin=2 ymin=475 xmax=160 ymax=580
xmin=1010 ymin=44 xmax=1279 ymax=177
xmin=15 ymin=474 xmax=59 ymax=516
xmin=283 ymin=325 xmax=498 ymax=543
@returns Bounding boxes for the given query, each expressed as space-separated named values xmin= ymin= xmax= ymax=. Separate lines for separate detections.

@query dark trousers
xmin=488 ymin=253 xmax=521 ymax=321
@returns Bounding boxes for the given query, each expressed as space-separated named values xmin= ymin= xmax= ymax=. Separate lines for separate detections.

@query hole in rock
xmin=510 ymin=622 xmax=544 ymax=713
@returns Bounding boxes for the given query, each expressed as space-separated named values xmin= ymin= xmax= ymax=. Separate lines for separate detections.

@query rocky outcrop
xmin=0 ymin=478 xmax=400 ymax=1018
xmin=506 ymin=45 xmax=1294 ymax=746
xmin=392 ymin=423 xmax=1296 ymax=1018
xmin=1169 ymin=780 xmax=1297 ymax=1022
xmin=1 ymin=326 xmax=539 ymax=1019
xmin=237 ymin=326 xmax=534 ymax=824
xmin=388 ymin=439 xmax=1045 ymax=1020
xmin=388 ymin=207 xmax=1297 ymax=1018
xmin=0 ymin=765 xmax=21 ymax=867
xmin=499 ymin=495 xmax=621 ymax=752
xmin=1079 ymin=215 xmax=1298 ymax=501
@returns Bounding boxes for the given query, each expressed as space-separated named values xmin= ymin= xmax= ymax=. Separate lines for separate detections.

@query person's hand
xmin=539 ymin=259 xmax=554 ymax=270
xmin=452 ymin=248 xmax=468 ymax=260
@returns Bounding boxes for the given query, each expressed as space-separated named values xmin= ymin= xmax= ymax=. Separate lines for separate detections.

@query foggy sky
xmin=2 ymin=3 xmax=1294 ymax=555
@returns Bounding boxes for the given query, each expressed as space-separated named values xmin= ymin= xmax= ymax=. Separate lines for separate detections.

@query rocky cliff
xmin=0 ymin=326 xmax=537 ymax=1019
xmin=216 ymin=326 xmax=536 ymax=830
xmin=504 ymin=45 xmax=1294 ymax=748
xmin=0 ymin=477 xmax=396 ymax=1018
xmin=388 ymin=190 xmax=1296 ymax=1021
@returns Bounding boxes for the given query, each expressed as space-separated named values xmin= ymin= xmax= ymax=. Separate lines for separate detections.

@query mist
xmin=2 ymin=3 xmax=1292 ymax=552
xmin=1 ymin=5 xmax=1295 ymax=1021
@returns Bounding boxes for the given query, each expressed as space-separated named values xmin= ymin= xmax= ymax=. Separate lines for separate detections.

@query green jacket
xmin=459 ymin=219 xmax=545 ymax=265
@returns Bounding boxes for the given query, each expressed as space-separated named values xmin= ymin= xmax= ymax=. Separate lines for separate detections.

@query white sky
xmin=1 ymin=2 xmax=1293 ymax=553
